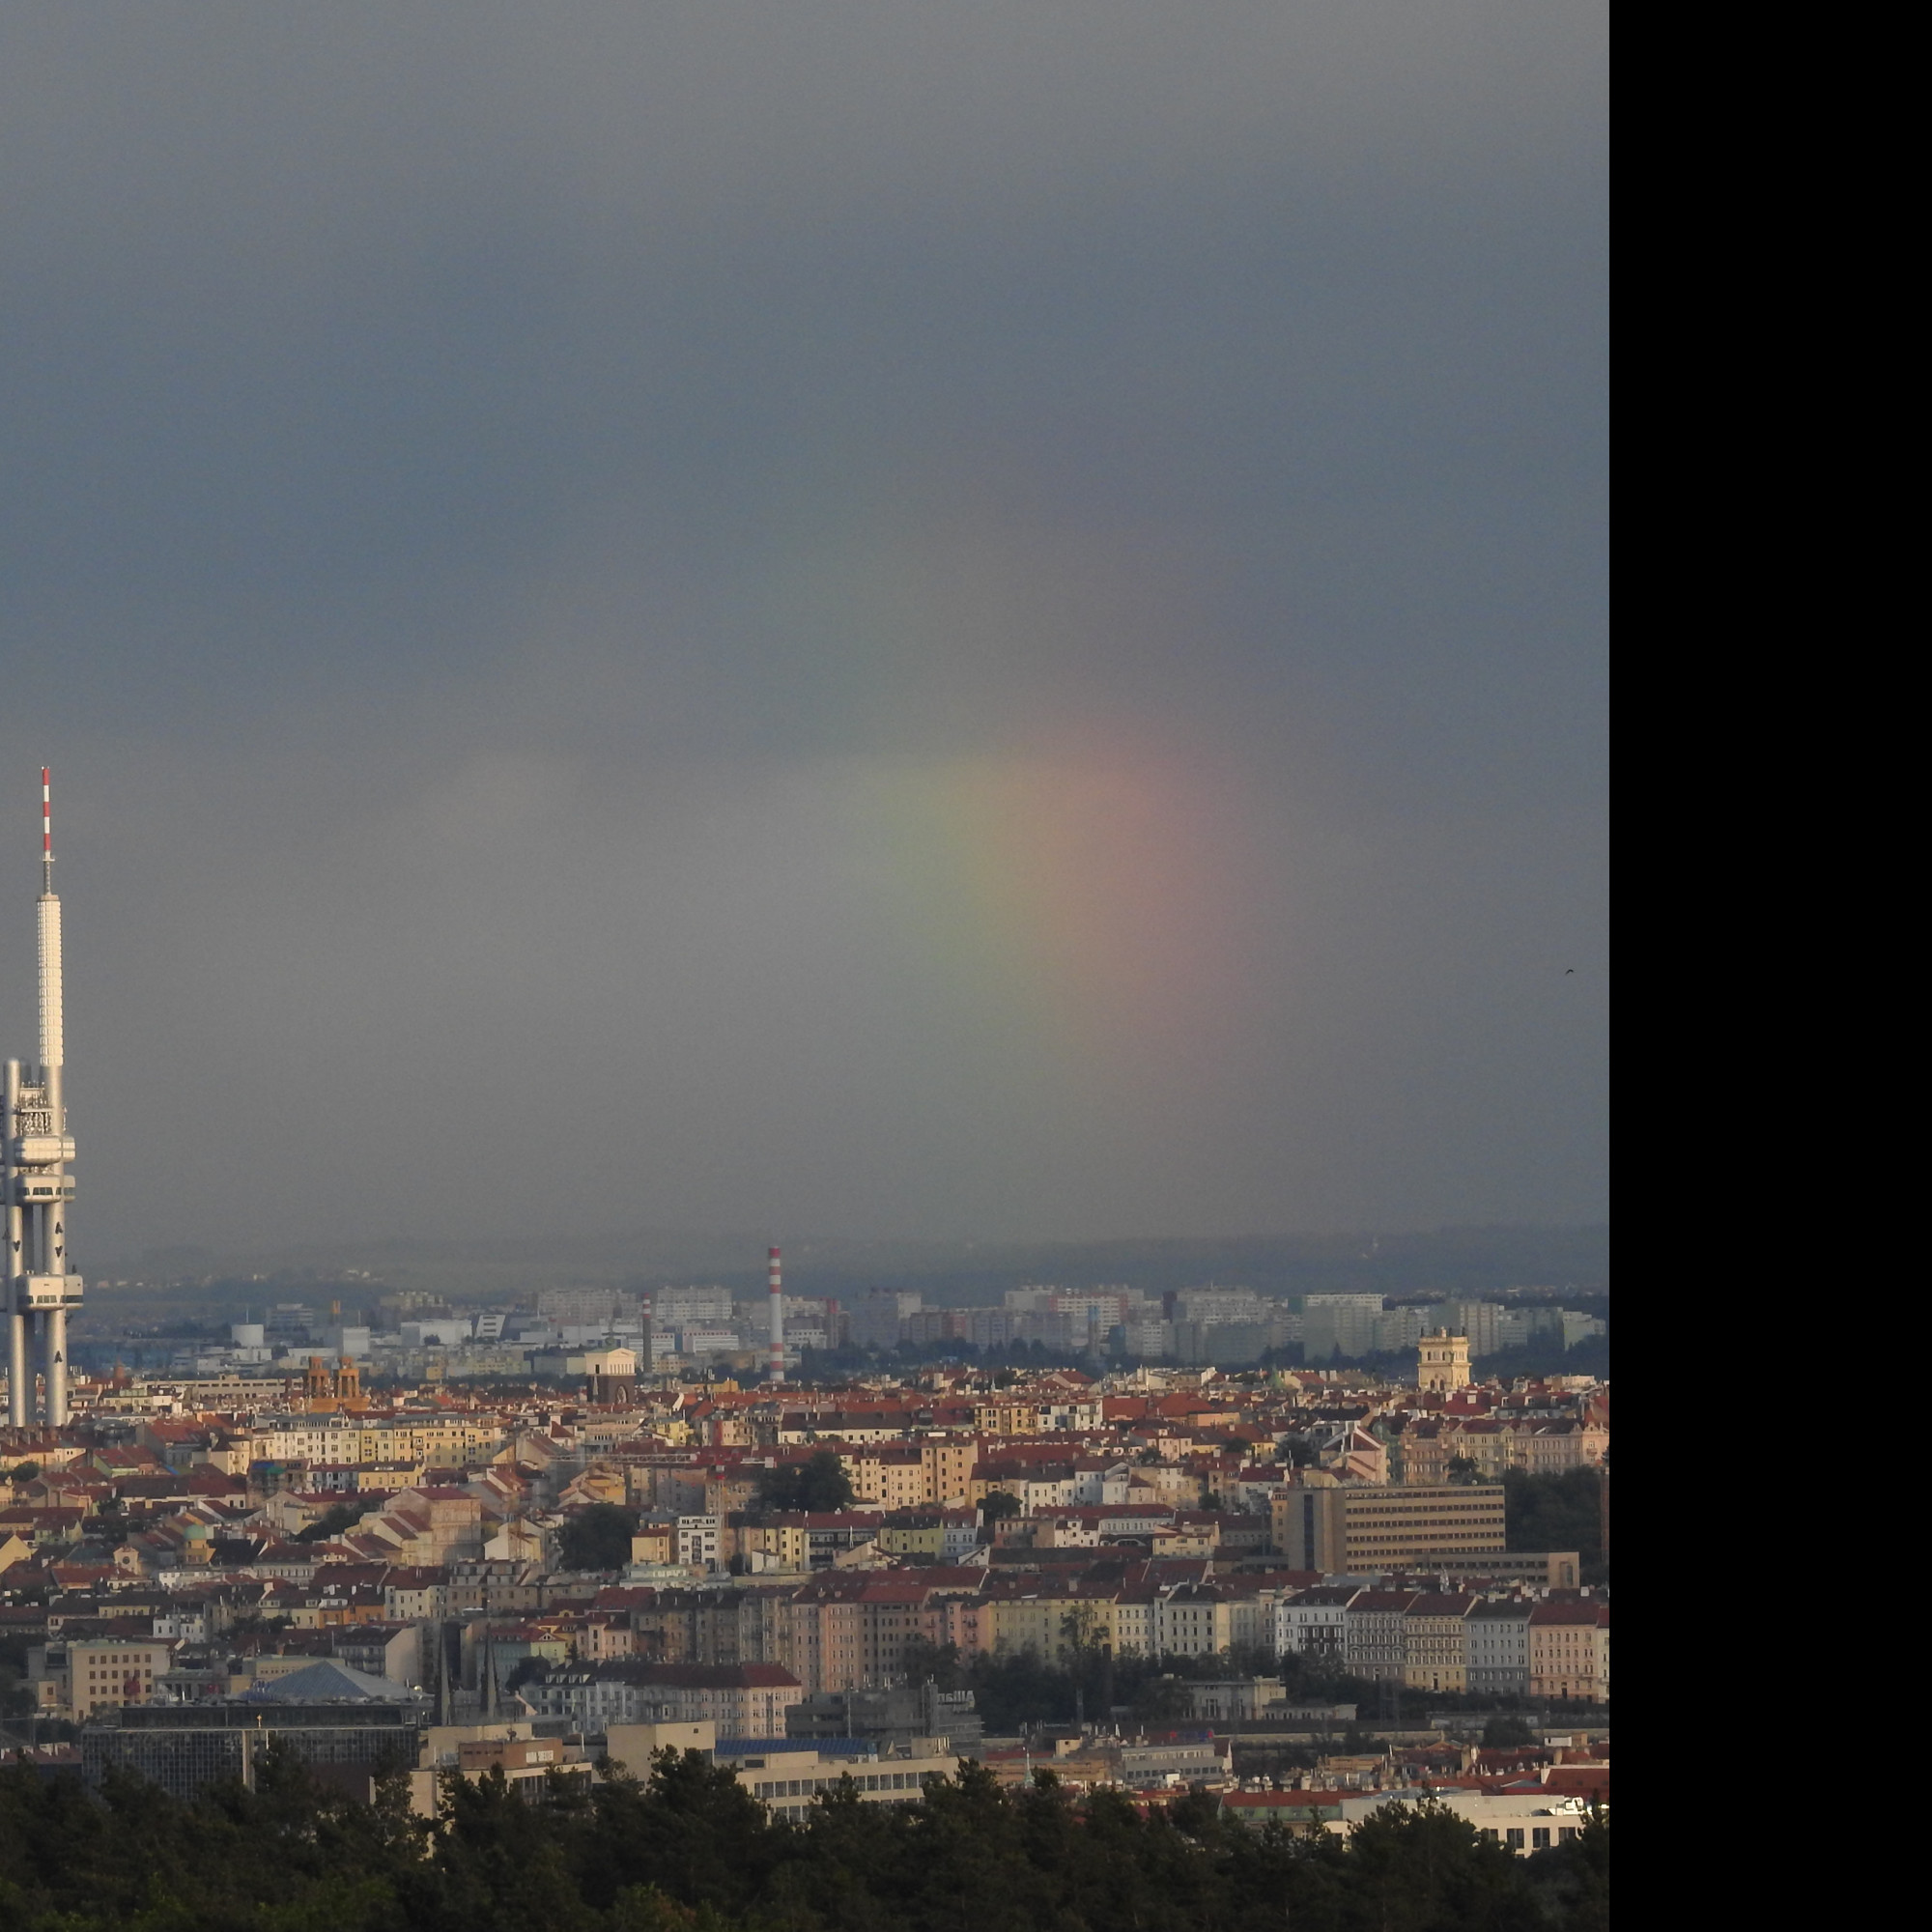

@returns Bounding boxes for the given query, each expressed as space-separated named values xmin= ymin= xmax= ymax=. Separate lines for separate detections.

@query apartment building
xmin=676 ymin=1516 xmax=723 ymax=1572
xmin=1343 ymin=1590 xmax=1418 ymax=1683
xmin=1398 ymin=1418 xmax=1607 ymax=1486
xmin=920 ymin=1438 xmax=980 ymax=1507
xmin=1300 ymin=1294 xmax=1384 ymax=1361
xmin=1465 ymin=1599 xmax=1533 ymax=1698
xmin=526 ymin=1662 xmax=804 ymax=1739
xmin=32 ymin=1634 xmax=174 ymax=1720
xmin=1275 ymin=1584 xmax=1361 ymax=1665
xmin=1528 ymin=1602 xmax=1609 ymax=1702
xmin=1156 ymin=1583 xmax=1238 ymax=1661
xmin=838 ymin=1446 xmax=927 ymax=1510
xmin=1400 ymin=1593 xmax=1476 ymax=1693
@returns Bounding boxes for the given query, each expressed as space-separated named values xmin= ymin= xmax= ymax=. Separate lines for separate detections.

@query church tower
xmin=1417 ymin=1328 xmax=1471 ymax=1394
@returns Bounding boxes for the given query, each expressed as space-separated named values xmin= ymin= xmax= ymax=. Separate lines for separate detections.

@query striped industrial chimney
xmin=767 ymin=1246 xmax=784 ymax=1384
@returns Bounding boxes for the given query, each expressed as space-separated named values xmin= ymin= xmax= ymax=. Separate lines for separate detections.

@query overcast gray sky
xmin=0 ymin=4 xmax=1606 ymax=1264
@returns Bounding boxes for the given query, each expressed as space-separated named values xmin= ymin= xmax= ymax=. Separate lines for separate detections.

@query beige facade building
xmin=1272 ymin=1481 xmax=1506 ymax=1573
xmin=737 ymin=1745 xmax=961 ymax=1822
xmin=921 ymin=1436 xmax=980 ymax=1506
xmin=1401 ymin=1592 xmax=1476 ymax=1693
xmin=1418 ymin=1331 xmax=1472 ymax=1394
xmin=604 ymin=1719 xmax=717 ymax=1774
xmin=39 ymin=1634 xmax=174 ymax=1720
xmin=1399 ymin=1418 xmax=1608 ymax=1487
xmin=726 ymin=1517 xmax=807 ymax=1574
xmin=838 ymin=1445 xmax=928 ymax=1510
xmin=1528 ymin=1602 xmax=1609 ymax=1702
xmin=1155 ymin=1584 xmax=1238 ymax=1660
xmin=621 ymin=1662 xmax=804 ymax=1738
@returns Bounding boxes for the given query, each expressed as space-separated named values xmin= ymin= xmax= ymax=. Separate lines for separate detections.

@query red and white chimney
xmin=767 ymin=1245 xmax=784 ymax=1384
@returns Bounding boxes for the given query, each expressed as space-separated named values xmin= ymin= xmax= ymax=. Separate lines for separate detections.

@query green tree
xmin=295 ymin=1499 xmax=366 ymax=1543
xmin=979 ymin=1489 xmax=1021 ymax=1523
xmin=90 ymin=1494 xmax=130 ymax=1548
xmin=1483 ymin=1714 xmax=1538 ymax=1747
xmin=1528 ymin=1799 xmax=1609 ymax=1932
xmin=557 ymin=1502 xmax=639 ymax=1571
xmin=754 ymin=1450 xmax=856 ymax=1514
xmin=1132 ymin=1673 xmax=1194 ymax=1725
xmin=0 ymin=1687 xmax=1601 ymax=1932
xmin=1503 ymin=1467 xmax=1604 ymax=1557
xmin=899 ymin=1636 xmax=966 ymax=1691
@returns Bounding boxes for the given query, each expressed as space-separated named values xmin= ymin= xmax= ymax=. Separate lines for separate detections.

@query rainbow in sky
xmin=863 ymin=731 xmax=1256 ymax=1083
xmin=748 ymin=473 xmax=1266 ymax=1092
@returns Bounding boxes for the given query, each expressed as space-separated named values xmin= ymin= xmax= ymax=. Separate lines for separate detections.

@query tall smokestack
xmin=767 ymin=1246 xmax=784 ymax=1385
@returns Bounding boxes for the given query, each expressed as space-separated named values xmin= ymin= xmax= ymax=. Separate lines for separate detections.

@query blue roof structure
xmin=241 ymin=1661 xmax=420 ymax=1703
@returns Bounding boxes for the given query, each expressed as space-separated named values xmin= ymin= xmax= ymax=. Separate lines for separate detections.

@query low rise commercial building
xmin=81 ymin=1699 xmax=424 ymax=1800
xmin=736 ymin=1744 xmax=961 ymax=1822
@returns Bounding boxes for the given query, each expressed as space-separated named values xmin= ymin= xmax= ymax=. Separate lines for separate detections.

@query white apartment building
xmin=1301 ymin=1294 xmax=1384 ymax=1361
xmin=1156 ymin=1585 xmax=1236 ymax=1659
xmin=677 ymin=1515 xmax=724 ymax=1571
xmin=1466 ymin=1600 xmax=1533 ymax=1698
xmin=1175 ymin=1288 xmax=1265 ymax=1327
xmin=1275 ymin=1586 xmax=1361 ymax=1662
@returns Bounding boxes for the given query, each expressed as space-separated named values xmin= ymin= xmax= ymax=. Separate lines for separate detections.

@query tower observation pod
xmin=5 ymin=769 xmax=82 ymax=1427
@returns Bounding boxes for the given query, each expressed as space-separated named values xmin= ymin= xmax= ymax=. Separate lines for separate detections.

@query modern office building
xmin=1271 ymin=1481 xmax=1507 ymax=1574
xmin=82 ymin=1697 xmax=425 ymax=1800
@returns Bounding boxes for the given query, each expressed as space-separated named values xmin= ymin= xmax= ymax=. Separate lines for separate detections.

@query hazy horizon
xmin=88 ymin=1224 xmax=1610 ymax=1319
xmin=3 ymin=5 xmax=1607 ymax=1262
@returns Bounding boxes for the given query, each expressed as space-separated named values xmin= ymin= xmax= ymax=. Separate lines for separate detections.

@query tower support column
xmin=3 ymin=1058 xmax=20 ymax=1427
xmin=6 ymin=1311 xmax=25 ymax=1429
xmin=45 ymin=1306 xmax=66 ymax=1427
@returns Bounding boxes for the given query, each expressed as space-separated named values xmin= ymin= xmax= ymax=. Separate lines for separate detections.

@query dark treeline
xmin=908 ymin=1638 xmax=1368 ymax=1733
xmin=0 ymin=1745 xmax=1607 ymax=1932
xmin=1502 ymin=1470 xmax=1605 ymax=1567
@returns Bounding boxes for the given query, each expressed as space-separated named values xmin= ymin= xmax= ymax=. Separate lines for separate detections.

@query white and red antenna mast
xmin=38 ymin=768 xmax=61 ymax=1069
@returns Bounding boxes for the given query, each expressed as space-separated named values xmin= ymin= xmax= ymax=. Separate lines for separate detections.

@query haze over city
xmin=1 ymin=4 xmax=1606 ymax=1264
